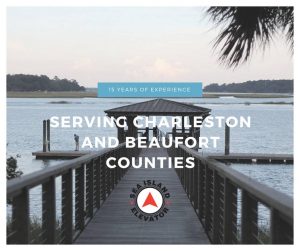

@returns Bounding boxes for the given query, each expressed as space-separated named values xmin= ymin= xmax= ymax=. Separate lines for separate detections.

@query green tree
xmin=7 ymin=74 xmax=86 ymax=92
xmin=7 ymin=156 xmax=23 ymax=180
xmin=206 ymin=7 xmax=293 ymax=67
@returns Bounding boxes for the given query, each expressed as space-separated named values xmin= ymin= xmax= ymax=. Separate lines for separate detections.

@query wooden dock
xmin=32 ymin=150 xmax=91 ymax=159
xmin=8 ymin=99 xmax=294 ymax=244
xmin=75 ymin=147 xmax=209 ymax=244
xmin=32 ymin=150 xmax=294 ymax=165
xmin=208 ymin=153 xmax=293 ymax=164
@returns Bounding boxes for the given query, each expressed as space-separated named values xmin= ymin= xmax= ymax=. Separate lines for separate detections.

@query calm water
xmin=7 ymin=97 xmax=293 ymax=218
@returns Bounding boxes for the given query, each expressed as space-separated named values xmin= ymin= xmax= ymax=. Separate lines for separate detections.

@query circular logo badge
xmin=129 ymin=180 xmax=171 ymax=222
xmin=136 ymin=187 xmax=163 ymax=214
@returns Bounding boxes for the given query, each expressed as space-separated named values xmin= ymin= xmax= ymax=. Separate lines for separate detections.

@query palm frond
xmin=207 ymin=7 xmax=294 ymax=67
xmin=277 ymin=7 xmax=294 ymax=51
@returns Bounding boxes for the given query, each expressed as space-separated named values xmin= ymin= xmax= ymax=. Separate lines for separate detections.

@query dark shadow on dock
xmin=75 ymin=147 xmax=209 ymax=244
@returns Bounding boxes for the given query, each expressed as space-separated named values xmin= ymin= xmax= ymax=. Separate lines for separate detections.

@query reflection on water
xmin=229 ymin=163 xmax=293 ymax=236
xmin=7 ymin=97 xmax=293 ymax=217
xmin=7 ymin=97 xmax=293 ymax=173
xmin=230 ymin=163 xmax=293 ymax=196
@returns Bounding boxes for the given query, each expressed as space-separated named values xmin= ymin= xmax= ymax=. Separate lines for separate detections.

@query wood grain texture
xmin=75 ymin=147 xmax=209 ymax=244
xmin=32 ymin=151 xmax=91 ymax=159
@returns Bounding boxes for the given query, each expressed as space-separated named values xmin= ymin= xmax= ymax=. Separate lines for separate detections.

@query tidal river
xmin=7 ymin=97 xmax=293 ymax=218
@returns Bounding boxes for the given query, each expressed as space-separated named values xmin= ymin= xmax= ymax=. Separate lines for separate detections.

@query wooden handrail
xmin=179 ymin=144 xmax=293 ymax=222
xmin=7 ymin=127 xmax=294 ymax=244
xmin=156 ymin=128 xmax=293 ymax=244
xmin=166 ymin=137 xmax=293 ymax=244
xmin=7 ymin=142 xmax=141 ymax=244
xmin=7 ymin=143 xmax=125 ymax=198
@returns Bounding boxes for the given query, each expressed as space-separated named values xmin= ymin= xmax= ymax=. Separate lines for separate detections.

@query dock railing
xmin=166 ymin=138 xmax=293 ymax=244
xmin=7 ymin=128 xmax=294 ymax=244
xmin=7 ymin=142 xmax=141 ymax=244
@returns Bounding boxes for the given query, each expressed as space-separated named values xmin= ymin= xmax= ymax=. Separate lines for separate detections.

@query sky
xmin=7 ymin=7 xmax=293 ymax=87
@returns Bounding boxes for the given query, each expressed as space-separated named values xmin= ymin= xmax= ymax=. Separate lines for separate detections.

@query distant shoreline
xmin=6 ymin=91 xmax=293 ymax=99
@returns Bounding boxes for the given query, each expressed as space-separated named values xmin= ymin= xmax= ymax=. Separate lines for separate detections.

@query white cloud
xmin=124 ymin=56 xmax=141 ymax=66
xmin=145 ymin=58 xmax=189 ymax=78
xmin=72 ymin=58 xmax=93 ymax=70
xmin=124 ymin=57 xmax=190 ymax=81
xmin=7 ymin=40 xmax=31 ymax=58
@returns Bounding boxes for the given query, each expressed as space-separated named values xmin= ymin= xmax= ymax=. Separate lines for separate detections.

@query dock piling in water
xmin=43 ymin=120 xmax=47 ymax=152
xmin=43 ymin=119 xmax=51 ymax=152
xmin=225 ymin=123 xmax=230 ymax=155
xmin=47 ymin=119 xmax=50 ymax=151
xmin=10 ymin=99 xmax=294 ymax=244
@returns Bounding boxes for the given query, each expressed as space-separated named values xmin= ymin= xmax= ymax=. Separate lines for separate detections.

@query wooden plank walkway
xmin=75 ymin=147 xmax=209 ymax=244
xmin=32 ymin=150 xmax=91 ymax=159
xmin=208 ymin=153 xmax=293 ymax=164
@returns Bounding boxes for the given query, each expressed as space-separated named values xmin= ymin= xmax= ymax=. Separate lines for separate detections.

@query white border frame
xmin=0 ymin=1 xmax=298 ymax=250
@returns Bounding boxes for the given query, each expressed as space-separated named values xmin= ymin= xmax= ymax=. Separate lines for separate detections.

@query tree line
xmin=203 ymin=80 xmax=293 ymax=93
xmin=7 ymin=74 xmax=85 ymax=92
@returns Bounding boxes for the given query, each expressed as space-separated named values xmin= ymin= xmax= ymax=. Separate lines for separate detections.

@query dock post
xmin=225 ymin=123 xmax=230 ymax=155
xmin=146 ymin=127 xmax=149 ymax=142
xmin=47 ymin=119 xmax=50 ymax=151
xmin=43 ymin=120 xmax=47 ymax=152
xmin=127 ymin=116 xmax=137 ymax=138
